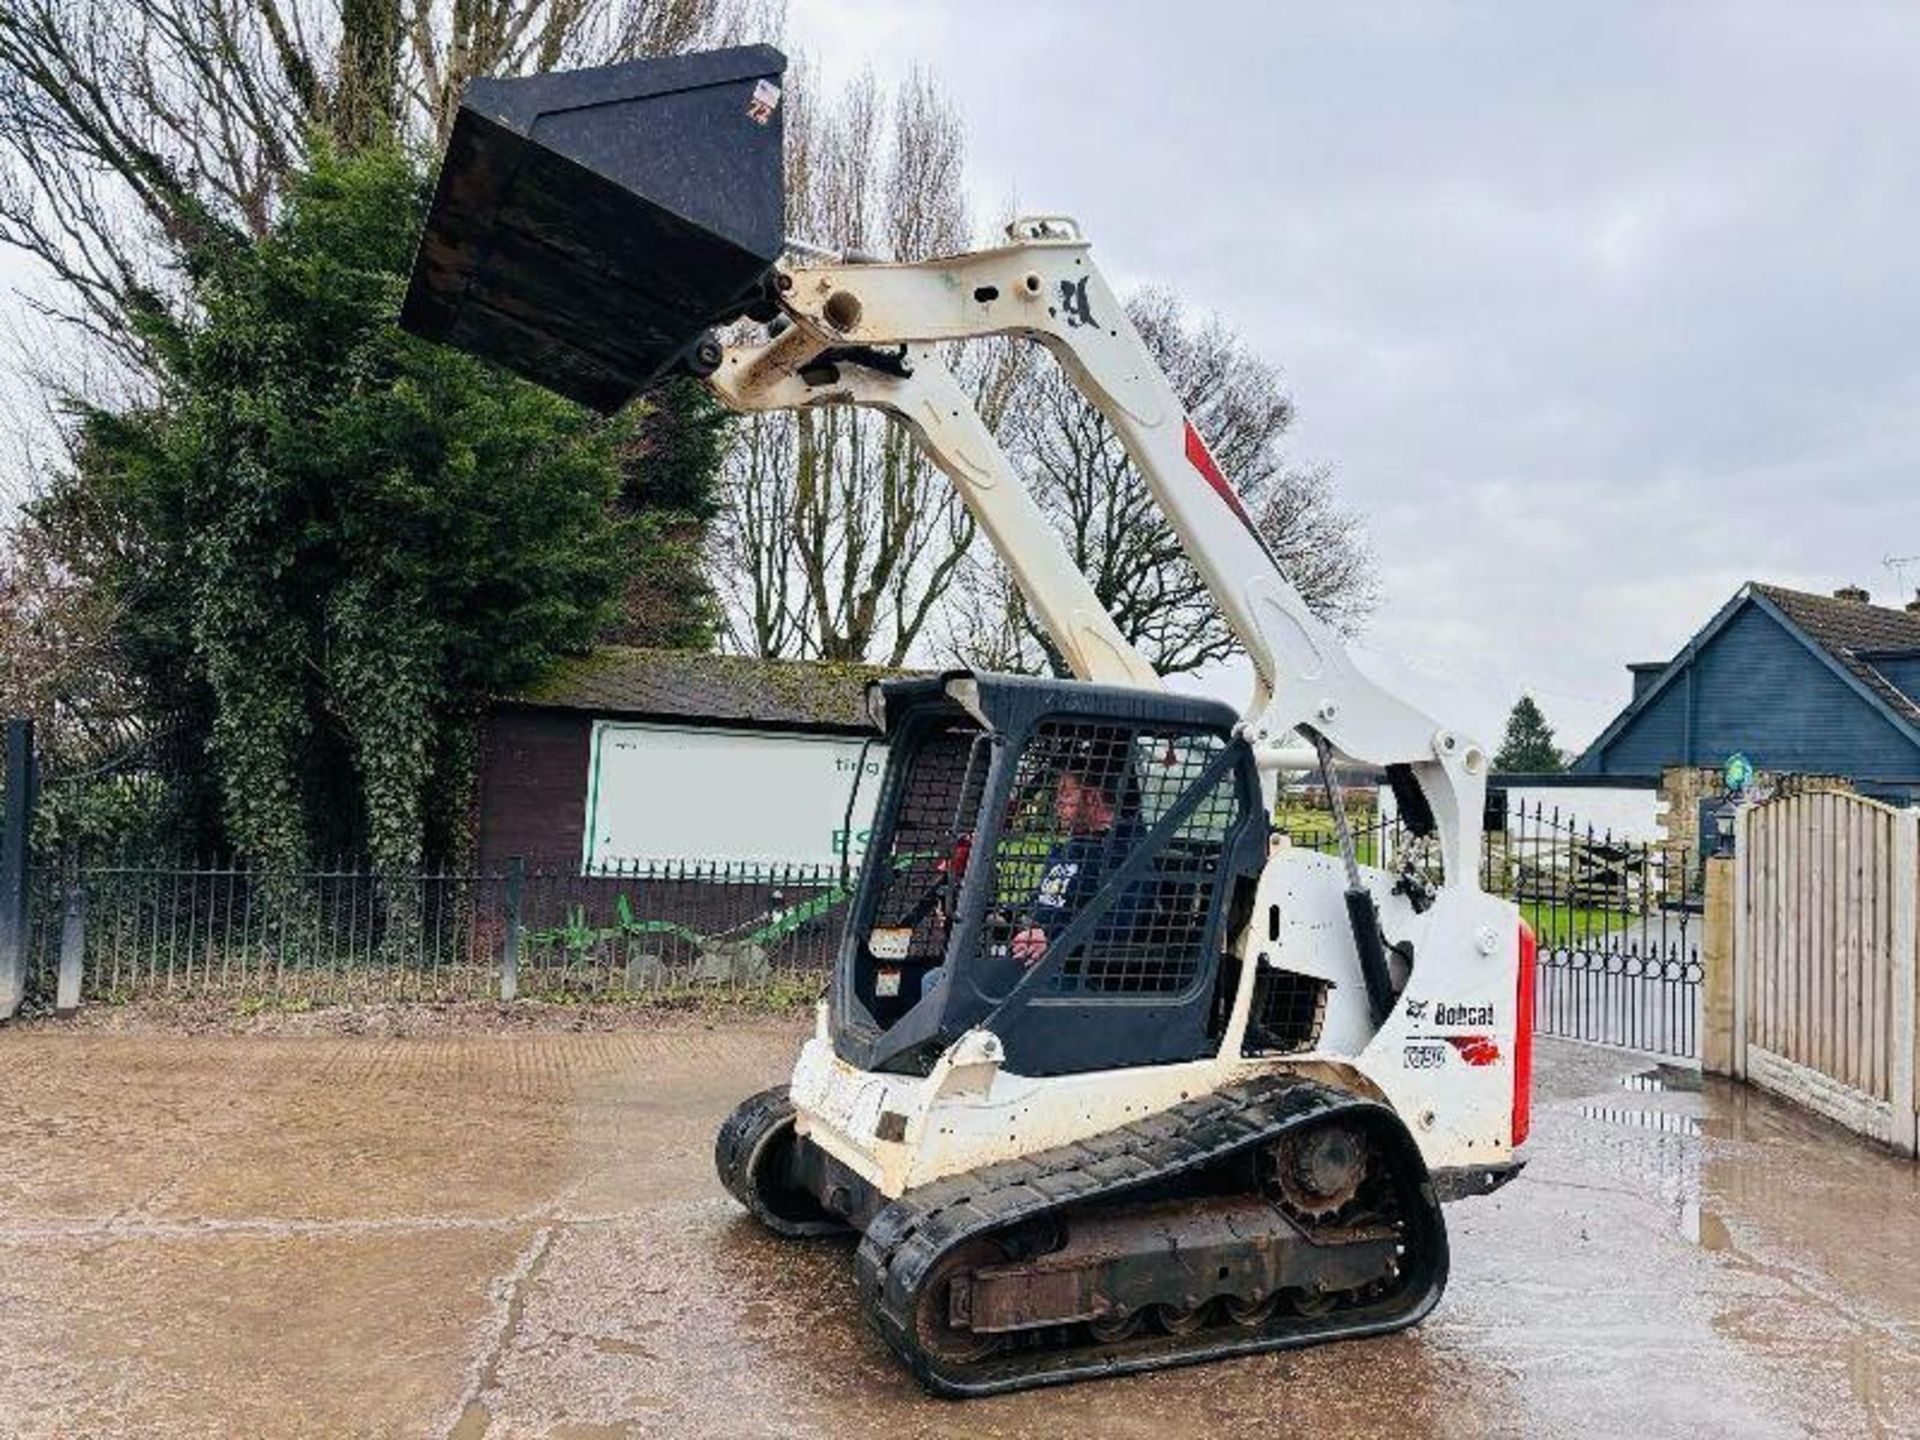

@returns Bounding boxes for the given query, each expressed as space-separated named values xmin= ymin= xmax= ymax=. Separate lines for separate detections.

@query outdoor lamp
xmin=1713 ymin=797 xmax=1739 ymax=856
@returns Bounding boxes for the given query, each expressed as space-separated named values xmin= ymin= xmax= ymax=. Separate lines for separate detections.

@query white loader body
xmin=791 ymin=848 xmax=1523 ymax=1199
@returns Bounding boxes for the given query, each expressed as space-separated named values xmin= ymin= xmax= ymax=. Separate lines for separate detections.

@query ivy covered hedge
xmin=30 ymin=143 xmax=721 ymax=872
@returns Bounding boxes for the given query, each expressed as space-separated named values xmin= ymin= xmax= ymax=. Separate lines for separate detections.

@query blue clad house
xmin=1573 ymin=583 xmax=1920 ymax=805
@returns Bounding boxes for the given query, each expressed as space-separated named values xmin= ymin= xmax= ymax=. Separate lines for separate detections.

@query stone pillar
xmin=55 ymin=882 xmax=84 ymax=1018
xmin=1701 ymin=852 xmax=1736 ymax=1076
xmin=1892 ymin=809 xmax=1917 ymax=1158
xmin=499 ymin=855 xmax=525 ymax=1003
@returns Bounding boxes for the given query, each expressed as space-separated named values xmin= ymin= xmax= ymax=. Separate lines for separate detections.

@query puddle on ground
xmin=1621 ymin=1064 xmax=1705 ymax=1094
xmin=1679 ymin=1199 xmax=1734 ymax=1251
xmin=1578 ymin=1104 xmax=1705 ymax=1137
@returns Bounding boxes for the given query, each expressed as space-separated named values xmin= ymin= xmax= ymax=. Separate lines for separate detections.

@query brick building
xmin=476 ymin=647 xmax=906 ymax=872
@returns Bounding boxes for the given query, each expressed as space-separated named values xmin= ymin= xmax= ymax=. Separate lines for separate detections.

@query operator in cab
xmin=921 ymin=742 xmax=1146 ymax=999
xmin=1009 ymin=748 xmax=1146 ymax=963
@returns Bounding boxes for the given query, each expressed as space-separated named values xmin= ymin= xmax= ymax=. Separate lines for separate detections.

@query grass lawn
xmin=1520 ymin=902 xmax=1624 ymax=948
xmin=1274 ymin=803 xmax=1388 ymax=867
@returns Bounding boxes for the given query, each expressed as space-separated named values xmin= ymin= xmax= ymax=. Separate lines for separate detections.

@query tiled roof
xmin=509 ymin=646 xmax=914 ymax=730
xmin=1752 ymin=584 xmax=1920 ymax=723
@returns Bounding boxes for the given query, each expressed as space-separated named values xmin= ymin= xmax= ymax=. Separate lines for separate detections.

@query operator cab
xmin=832 ymin=672 xmax=1270 ymax=1077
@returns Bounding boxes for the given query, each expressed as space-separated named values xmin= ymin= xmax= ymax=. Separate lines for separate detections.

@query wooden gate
xmin=1732 ymin=790 xmax=1919 ymax=1155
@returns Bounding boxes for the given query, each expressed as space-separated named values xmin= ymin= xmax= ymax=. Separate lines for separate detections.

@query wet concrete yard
xmin=0 ymin=1018 xmax=1915 ymax=1438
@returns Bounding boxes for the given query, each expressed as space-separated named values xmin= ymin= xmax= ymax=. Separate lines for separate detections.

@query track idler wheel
xmin=1087 ymin=1311 xmax=1144 ymax=1343
xmin=714 ymin=1086 xmax=848 ymax=1239
xmin=1224 ymin=1295 xmax=1279 ymax=1327
xmin=914 ymin=1240 xmax=1008 ymax=1365
xmin=1289 ymin=1288 xmax=1338 ymax=1318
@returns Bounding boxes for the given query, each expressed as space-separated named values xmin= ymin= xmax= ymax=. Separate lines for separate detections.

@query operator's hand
xmin=1012 ymin=926 xmax=1048 ymax=965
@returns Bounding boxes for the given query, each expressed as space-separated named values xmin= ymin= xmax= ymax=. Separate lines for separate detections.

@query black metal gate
xmin=1283 ymin=796 xmax=1703 ymax=1060
xmin=1494 ymin=802 xmax=1701 ymax=1059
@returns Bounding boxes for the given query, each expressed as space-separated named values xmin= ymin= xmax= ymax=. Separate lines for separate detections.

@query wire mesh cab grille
xmin=982 ymin=721 xmax=1241 ymax=998
xmin=1247 ymin=967 xmax=1329 ymax=1053
xmin=856 ymin=718 xmax=989 ymax=1020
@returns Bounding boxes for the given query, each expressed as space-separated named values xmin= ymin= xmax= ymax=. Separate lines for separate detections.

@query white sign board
xmin=582 ymin=722 xmax=884 ymax=873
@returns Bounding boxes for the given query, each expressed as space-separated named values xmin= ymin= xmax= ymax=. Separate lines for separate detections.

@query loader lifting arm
xmin=720 ymin=219 xmax=1491 ymax=880
xmin=705 ymin=321 xmax=1163 ymax=693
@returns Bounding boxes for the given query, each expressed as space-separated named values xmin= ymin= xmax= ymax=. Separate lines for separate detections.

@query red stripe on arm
xmin=1183 ymin=420 xmax=1255 ymax=527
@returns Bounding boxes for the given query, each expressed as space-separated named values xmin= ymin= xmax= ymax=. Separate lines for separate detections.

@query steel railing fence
xmin=20 ymin=854 xmax=846 ymax=1008
xmin=18 ymin=800 xmax=1704 ymax=1055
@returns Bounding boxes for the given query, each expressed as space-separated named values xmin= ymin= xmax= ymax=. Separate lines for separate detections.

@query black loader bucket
xmin=401 ymin=45 xmax=787 ymax=412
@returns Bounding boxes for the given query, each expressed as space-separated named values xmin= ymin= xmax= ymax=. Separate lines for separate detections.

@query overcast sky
xmin=787 ymin=0 xmax=1920 ymax=751
xmin=2 ymin=4 xmax=1913 ymax=755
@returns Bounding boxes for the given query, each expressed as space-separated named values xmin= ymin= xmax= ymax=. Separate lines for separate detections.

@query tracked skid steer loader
xmin=403 ymin=45 xmax=1536 ymax=1397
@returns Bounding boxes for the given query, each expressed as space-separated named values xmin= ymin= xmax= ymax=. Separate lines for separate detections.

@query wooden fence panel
xmin=1734 ymin=790 xmax=1918 ymax=1156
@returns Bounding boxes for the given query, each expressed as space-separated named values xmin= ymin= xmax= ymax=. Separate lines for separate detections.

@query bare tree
xmin=946 ymin=288 xmax=1375 ymax=676
xmin=709 ymin=66 xmax=1020 ymax=666
xmin=0 ymin=0 xmax=781 ymax=797
xmin=0 ymin=0 xmax=781 ymax=381
xmin=0 ymin=490 xmax=150 ymax=759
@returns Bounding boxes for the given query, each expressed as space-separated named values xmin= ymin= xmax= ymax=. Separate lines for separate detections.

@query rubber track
xmin=714 ymin=1085 xmax=850 ymax=1239
xmin=854 ymin=1074 xmax=1449 ymax=1396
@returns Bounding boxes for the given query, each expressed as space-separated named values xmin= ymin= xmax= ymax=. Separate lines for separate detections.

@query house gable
xmin=1576 ymin=596 xmax=1920 ymax=778
xmin=1582 ymin=666 xmax=1687 ymax=774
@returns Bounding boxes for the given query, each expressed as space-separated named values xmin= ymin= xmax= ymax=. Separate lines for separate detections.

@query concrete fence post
xmin=499 ymin=855 xmax=525 ymax=1003
xmin=55 ymin=882 xmax=84 ymax=1017
xmin=1701 ymin=852 xmax=1737 ymax=1077
xmin=1731 ymin=802 xmax=1753 ymax=1081
xmin=1891 ymin=809 xmax=1917 ymax=1158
